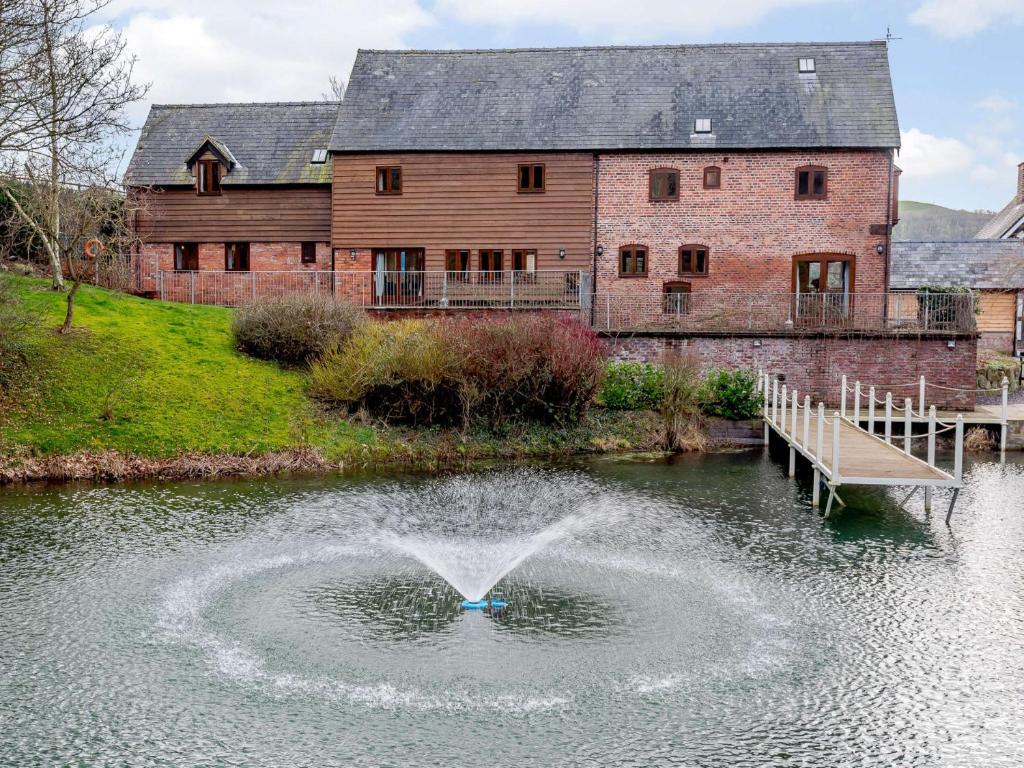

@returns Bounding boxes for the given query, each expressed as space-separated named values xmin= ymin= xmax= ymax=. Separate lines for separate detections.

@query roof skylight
xmin=798 ymin=58 xmax=816 ymax=73
xmin=311 ymin=149 xmax=328 ymax=164
xmin=694 ymin=118 xmax=712 ymax=134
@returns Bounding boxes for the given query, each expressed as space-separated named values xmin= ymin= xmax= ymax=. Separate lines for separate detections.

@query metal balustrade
xmin=154 ymin=269 xmax=591 ymax=309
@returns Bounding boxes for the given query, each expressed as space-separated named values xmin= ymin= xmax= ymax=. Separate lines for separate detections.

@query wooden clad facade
xmin=330 ymin=153 xmax=595 ymax=270
xmin=136 ymin=186 xmax=332 ymax=243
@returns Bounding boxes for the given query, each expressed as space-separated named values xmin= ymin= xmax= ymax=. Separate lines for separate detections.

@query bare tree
xmin=0 ymin=0 xmax=148 ymax=293
xmin=322 ymin=74 xmax=346 ymax=101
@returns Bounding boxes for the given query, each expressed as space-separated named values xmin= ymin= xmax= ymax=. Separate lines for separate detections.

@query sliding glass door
xmin=373 ymin=248 xmax=425 ymax=305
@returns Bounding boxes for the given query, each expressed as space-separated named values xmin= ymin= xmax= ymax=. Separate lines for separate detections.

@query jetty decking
xmin=761 ymin=373 xmax=964 ymax=521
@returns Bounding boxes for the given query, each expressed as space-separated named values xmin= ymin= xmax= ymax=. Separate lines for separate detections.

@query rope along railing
xmin=758 ymin=370 xmax=965 ymax=520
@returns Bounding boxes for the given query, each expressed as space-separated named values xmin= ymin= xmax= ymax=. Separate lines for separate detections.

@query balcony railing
xmin=594 ymin=291 xmax=976 ymax=335
xmin=154 ymin=269 xmax=591 ymax=309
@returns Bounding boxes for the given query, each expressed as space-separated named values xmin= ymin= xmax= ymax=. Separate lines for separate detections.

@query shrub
xmin=660 ymin=353 xmax=706 ymax=451
xmin=597 ymin=361 xmax=665 ymax=410
xmin=0 ymin=274 xmax=39 ymax=385
xmin=310 ymin=320 xmax=462 ymax=425
xmin=451 ymin=314 xmax=604 ymax=425
xmin=701 ymin=368 xmax=761 ymax=420
xmin=232 ymin=294 xmax=364 ymax=364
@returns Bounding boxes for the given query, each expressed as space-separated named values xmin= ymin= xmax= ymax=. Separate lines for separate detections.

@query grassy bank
xmin=0 ymin=276 xmax=661 ymax=480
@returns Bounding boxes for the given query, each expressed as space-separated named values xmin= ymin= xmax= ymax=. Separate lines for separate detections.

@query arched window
xmin=678 ymin=245 xmax=709 ymax=276
xmin=663 ymin=281 xmax=691 ymax=314
xmin=795 ymin=165 xmax=827 ymax=200
xmin=618 ymin=244 xmax=648 ymax=277
xmin=703 ymin=166 xmax=721 ymax=189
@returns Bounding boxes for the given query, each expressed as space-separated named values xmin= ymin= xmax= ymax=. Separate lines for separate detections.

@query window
xmin=376 ymin=166 xmax=402 ymax=195
xmin=796 ymin=166 xmax=828 ymax=200
xmin=618 ymin=245 xmax=648 ymax=277
xmin=224 ymin=242 xmax=250 ymax=272
xmin=445 ymin=249 xmax=470 ymax=282
xmin=479 ymin=249 xmax=503 ymax=282
xmin=196 ymin=159 xmax=221 ymax=195
xmin=798 ymin=57 xmax=816 ymax=73
xmin=679 ymin=245 xmax=709 ymax=276
xmin=703 ymin=166 xmax=721 ymax=189
xmin=173 ymin=242 xmax=198 ymax=271
xmin=663 ymin=281 xmax=692 ymax=314
xmin=511 ymin=249 xmax=537 ymax=282
xmin=301 ymin=242 xmax=317 ymax=264
xmin=694 ymin=118 xmax=712 ymax=134
xmin=649 ymin=168 xmax=679 ymax=201
xmin=311 ymin=149 xmax=328 ymax=164
xmin=517 ymin=164 xmax=545 ymax=193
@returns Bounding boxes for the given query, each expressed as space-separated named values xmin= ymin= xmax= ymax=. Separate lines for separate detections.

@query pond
xmin=1 ymin=451 xmax=1023 ymax=767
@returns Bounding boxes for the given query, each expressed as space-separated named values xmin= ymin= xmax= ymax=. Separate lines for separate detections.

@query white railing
xmin=595 ymin=291 xmax=976 ymax=334
xmin=154 ymin=269 xmax=591 ymax=310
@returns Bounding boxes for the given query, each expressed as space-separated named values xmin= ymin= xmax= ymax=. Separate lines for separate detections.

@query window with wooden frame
xmin=703 ymin=166 xmax=721 ymax=189
xmin=649 ymin=168 xmax=679 ymax=201
xmin=445 ymin=249 xmax=471 ymax=282
xmin=511 ymin=249 xmax=537 ymax=282
xmin=301 ymin=242 xmax=317 ymax=264
xmin=517 ymin=164 xmax=545 ymax=193
xmin=663 ymin=281 xmax=692 ymax=314
xmin=795 ymin=165 xmax=827 ymax=200
xmin=479 ymin=249 xmax=503 ymax=282
xmin=224 ymin=242 xmax=250 ymax=272
xmin=196 ymin=159 xmax=221 ymax=195
xmin=618 ymin=245 xmax=648 ymax=277
xmin=678 ymin=245 xmax=709 ymax=276
xmin=376 ymin=166 xmax=402 ymax=195
xmin=173 ymin=242 xmax=198 ymax=271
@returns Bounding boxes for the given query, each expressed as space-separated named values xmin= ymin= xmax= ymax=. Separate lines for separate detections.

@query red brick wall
xmin=595 ymin=149 xmax=894 ymax=297
xmin=605 ymin=333 xmax=977 ymax=410
xmin=136 ymin=241 xmax=332 ymax=292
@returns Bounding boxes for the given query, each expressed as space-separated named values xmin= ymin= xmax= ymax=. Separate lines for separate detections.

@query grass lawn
xmin=0 ymin=275 xmax=659 ymax=470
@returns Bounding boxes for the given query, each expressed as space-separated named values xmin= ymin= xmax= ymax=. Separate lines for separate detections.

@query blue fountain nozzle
xmin=460 ymin=598 xmax=509 ymax=611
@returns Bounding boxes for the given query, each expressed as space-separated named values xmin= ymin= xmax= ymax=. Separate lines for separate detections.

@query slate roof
xmin=890 ymin=240 xmax=1024 ymax=290
xmin=330 ymin=42 xmax=900 ymax=152
xmin=124 ymin=102 xmax=339 ymax=186
xmin=975 ymin=197 xmax=1024 ymax=239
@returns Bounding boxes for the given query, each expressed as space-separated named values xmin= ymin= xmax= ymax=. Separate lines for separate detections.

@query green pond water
xmin=1 ymin=451 xmax=1023 ymax=767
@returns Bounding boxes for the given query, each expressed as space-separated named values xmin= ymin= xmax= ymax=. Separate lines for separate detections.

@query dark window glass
xmin=301 ymin=242 xmax=317 ymax=264
xmin=619 ymin=245 xmax=648 ymax=276
xmin=445 ymin=249 xmax=470 ymax=281
xmin=479 ymin=249 xmax=503 ymax=282
xmin=663 ymin=281 xmax=692 ymax=313
xmin=376 ymin=166 xmax=402 ymax=194
xmin=679 ymin=246 xmax=709 ymax=276
xmin=174 ymin=243 xmax=198 ymax=271
xmin=796 ymin=166 xmax=827 ymax=200
xmin=703 ymin=166 xmax=721 ymax=189
xmin=650 ymin=169 xmax=679 ymax=201
xmin=225 ymin=242 xmax=250 ymax=272
xmin=197 ymin=160 xmax=221 ymax=194
xmin=517 ymin=164 xmax=545 ymax=193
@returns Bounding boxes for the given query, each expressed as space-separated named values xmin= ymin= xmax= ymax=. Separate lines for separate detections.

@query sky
xmin=100 ymin=0 xmax=1023 ymax=212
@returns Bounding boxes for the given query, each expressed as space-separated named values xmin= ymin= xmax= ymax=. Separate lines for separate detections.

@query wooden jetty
xmin=760 ymin=372 xmax=965 ymax=522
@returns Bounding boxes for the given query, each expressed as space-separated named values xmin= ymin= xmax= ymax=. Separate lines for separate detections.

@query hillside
xmin=893 ymin=201 xmax=994 ymax=241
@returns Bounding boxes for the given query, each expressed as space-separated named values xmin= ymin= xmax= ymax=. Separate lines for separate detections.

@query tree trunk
xmin=43 ymin=0 xmax=64 ymax=291
xmin=60 ymin=279 xmax=79 ymax=334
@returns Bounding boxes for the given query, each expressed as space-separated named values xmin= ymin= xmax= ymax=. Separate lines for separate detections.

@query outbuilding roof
xmin=975 ymin=197 xmax=1024 ymax=240
xmin=124 ymin=102 xmax=338 ymax=186
xmin=330 ymin=42 xmax=900 ymax=152
xmin=890 ymin=240 xmax=1024 ymax=290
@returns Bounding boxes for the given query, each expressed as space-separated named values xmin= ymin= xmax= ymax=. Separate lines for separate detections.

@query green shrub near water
xmin=597 ymin=361 xmax=665 ymax=410
xmin=232 ymin=294 xmax=365 ymax=364
xmin=701 ymin=368 xmax=761 ymax=420
xmin=0 ymin=274 xmax=39 ymax=386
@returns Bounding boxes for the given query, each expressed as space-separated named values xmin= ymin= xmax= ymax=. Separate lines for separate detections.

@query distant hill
xmin=893 ymin=201 xmax=995 ymax=241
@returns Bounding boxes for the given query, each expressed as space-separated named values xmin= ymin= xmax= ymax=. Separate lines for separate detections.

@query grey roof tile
xmin=124 ymin=102 xmax=338 ymax=186
xmin=976 ymin=197 xmax=1024 ymax=239
xmin=890 ymin=240 xmax=1024 ymax=289
xmin=330 ymin=42 xmax=900 ymax=152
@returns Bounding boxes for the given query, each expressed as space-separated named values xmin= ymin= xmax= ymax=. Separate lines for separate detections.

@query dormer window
xmin=694 ymin=118 xmax=712 ymax=134
xmin=798 ymin=58 xmax=816 ymax=73
xmin=197 ymin=159 xmax=221 ymax=195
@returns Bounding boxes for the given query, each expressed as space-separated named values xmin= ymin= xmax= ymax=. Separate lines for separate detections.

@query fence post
xmin=831 ymin=411 xmax=841 ymax=485
xmin=904 ymin=398 xmax=912 ymax=454
xmin=791 ymin=389 xmax=799 ymax=438
xmin=884 ymin=392 xmax=893 ymax=444
xmin=813 ymin=402 xmax=824 ymax=507
xmin=868 ymin=387 xmax=876 ymax=435
xmin=780 ymin=385 xmax=788 ymax=437
xmin=1002 ymin=376 xmax=1009 ymax=453
xmin=853 ymin=381 xmax=861 ymax=424
xmin=803 ymin=395 xmax=810 ymax=449
xmin=840 ymin=374 xmax=847 ymax=418
xmin=252 ymin=271 xmax=257 ymax=301
xmin=763 ymin=373 xmax=770 ymax=445
xmin=926 ymin=405 xmax=936 ymax=512
xmin=509 ymin=270 xmax=515 ymax=308
xmin=772 ymin=379 xmax=779 ymax=425
xmin=158 ymin=271 xmax=164 ymax=301
xmin=954 ymin=415 xmax=964 ymax=483
xmin=190 ymin=271 xmax=196 ymax=305
xmin=788 ymin=389 xmax=797 ymax=476
xmin=919 ymin=375 xmax=926 ymax=418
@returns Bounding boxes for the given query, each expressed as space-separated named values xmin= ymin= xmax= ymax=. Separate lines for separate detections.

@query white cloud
xmin=910 ymin=0 xmax=1024 ymax=38
xmin=436 ymin=0 xmax=828 ymax=38
xmin=976 ymin=95 xmax=1016 ymax=113
xmin=899 ymin=128 xmax=975 ymax=179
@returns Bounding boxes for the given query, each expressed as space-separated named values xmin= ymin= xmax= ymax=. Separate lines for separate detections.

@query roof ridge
xmin=151 ymin=101 xmax=339 ymax=109
xmin=357 ymin=41 xmax=887 ymax=55
xmin=896 ymin=239 xmax=1024 ymax=244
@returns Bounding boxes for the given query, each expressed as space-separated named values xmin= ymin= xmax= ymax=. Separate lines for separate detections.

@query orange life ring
xmin=83 ymin=239 xmax=105 ymax=260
